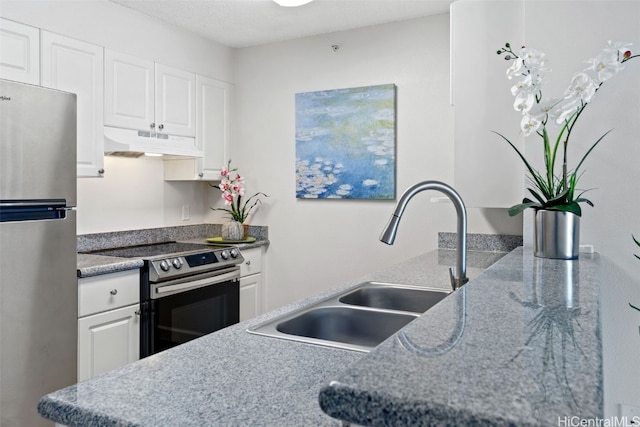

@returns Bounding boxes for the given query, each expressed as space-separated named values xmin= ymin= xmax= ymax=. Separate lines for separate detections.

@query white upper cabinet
xmin=41 ymin=31 xmax=105 ymax=178
xmin=155 ymin=63 xmax=196 ymax=137
xmin=0 ymin=18 xmax=40 ymax=84
xmin=451 ymin=0 xmax=524 ymax=208
xmin=164 ymin=75 xmax=230 ymax=180
xmin=104 ymin=50 xmax=154 ymax=132
xmin=105 ymin=50 xmax=196 ymax=138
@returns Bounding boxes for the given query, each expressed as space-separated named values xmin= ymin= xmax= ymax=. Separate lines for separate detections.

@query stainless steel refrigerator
xmin=0 ymin=79 xmax=78 ymax=426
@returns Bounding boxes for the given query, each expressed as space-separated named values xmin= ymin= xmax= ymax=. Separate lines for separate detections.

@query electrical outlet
xmin=620 ymin=404 xmax=640 ymax=426
xmin=181 ymin=205 xmax=190 ymax=221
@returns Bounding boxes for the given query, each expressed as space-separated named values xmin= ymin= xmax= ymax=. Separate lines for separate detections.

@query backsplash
xmin=78 ymin=224 xmax=269 ymax=252
xmin=438 ymin=232 xmax=522 ymax=252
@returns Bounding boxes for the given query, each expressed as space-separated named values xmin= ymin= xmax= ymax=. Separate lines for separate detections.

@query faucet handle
xmin=449 ymin=268 xmax=469 ymax=291
xmin=449 ymin=268 xmax=457 ymax=290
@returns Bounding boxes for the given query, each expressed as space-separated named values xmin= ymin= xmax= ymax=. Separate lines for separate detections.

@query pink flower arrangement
xmin=211 ymin=160 xmax=267 ymax=223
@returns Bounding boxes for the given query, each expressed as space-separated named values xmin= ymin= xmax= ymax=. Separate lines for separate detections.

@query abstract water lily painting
xmin=295 ymin=84 xmax=396 ymax=199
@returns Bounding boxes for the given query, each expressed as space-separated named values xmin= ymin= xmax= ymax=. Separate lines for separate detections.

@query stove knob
xmin=159 ymin=260 xmax=170 ymax=272
xmin=229 ymin=248 xmax=240 ymax=258
xmin=172 ymin=258 xmax=183 ymax=269
xmin=220 ymin=250 xmax=230 ymax=260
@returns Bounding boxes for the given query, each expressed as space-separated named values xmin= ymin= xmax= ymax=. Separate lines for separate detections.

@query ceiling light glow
xmin=273 ymin=0 xmax=315 ymax=7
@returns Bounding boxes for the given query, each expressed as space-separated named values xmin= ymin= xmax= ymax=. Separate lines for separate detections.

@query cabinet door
xmin=163 ymin=75 xmax=230 ymax=181
xmin=41 ymin=31 xmax=104 ymax=177
xmin=197 ymin=75 xmax=230 ymax=179
xmin=155 ymin=63 xmax=196 ymax=137
xmin=452 ymin=0 xmax=524 ymax=207
xmin=104 ymin=49 xmax=155 ymax=132
xmin=239 ymin=274 xmax=262 ymax=322
xmin=78 ymin=304 xmax=140 ymax=382
xmin=0 ymin=18 xmax=39 ymax=84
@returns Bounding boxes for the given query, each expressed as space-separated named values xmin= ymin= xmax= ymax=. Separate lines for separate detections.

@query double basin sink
xmin=247 ymin=282 xmax=450 ymax=352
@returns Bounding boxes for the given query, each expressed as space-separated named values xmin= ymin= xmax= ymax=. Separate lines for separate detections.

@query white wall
xmin=224 ymin=14 xmax=521 ymax=310
xmin=0 ymin=0 xmax=234 ymax=234
xmin=518 ymin=0 xmax=640 ymax=415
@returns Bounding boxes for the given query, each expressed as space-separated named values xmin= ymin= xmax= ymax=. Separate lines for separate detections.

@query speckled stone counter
xmin=77 ymin=253 xmax=144 ymax=278
xmin=76 ymin=223 xmax=269 ymax=278
xmin=319 ymin=247 xmax=602 ymax=426
xmin=38 ymin=249 xmax=505 ymax=426
xmin=77 ymin=223 xmax=269 ymax=252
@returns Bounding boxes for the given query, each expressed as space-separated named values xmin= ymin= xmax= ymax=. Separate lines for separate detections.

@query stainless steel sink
xmin=277 ymin=306 xmax=417 ymax=350
xmin=247 ymin=282 xmax=451 ymax=352
xmin=339 ymin=282 xmax=450 ymax=313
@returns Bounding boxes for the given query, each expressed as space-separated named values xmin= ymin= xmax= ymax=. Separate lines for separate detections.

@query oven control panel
xmin=148 ymin=248 xmax=243 ymax=282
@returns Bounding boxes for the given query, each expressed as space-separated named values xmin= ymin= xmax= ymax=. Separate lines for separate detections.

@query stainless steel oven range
xmin=90 ymin=242 xmax=242 ymax=358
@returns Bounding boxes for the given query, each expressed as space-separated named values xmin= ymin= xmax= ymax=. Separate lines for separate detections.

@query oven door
xmin=142 ymin=267 xmax=240 ymax=357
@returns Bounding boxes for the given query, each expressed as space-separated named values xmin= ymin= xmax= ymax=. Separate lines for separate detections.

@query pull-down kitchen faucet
xmin=380 ymin=180 xmax=468 ymax=290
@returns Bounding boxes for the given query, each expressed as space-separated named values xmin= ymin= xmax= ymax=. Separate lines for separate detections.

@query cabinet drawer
xmin=79 ymin=270 xmax=139 ymax=317
xmin=240 ymin=248 xmax=262 ymax=277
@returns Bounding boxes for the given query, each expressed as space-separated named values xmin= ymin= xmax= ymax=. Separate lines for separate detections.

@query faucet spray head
xmin=379 ymin=214 xmax=401 ymax=245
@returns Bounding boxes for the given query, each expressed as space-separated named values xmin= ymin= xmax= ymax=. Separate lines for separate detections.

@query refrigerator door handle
xmin=0 ymin=199 xmax=67 ymax=208
xmin=0 ymin=199 xmax=72 ymax=222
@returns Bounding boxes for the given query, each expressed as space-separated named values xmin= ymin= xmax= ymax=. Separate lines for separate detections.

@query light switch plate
xmin=181 ymin=205 xmax=190 ymax=221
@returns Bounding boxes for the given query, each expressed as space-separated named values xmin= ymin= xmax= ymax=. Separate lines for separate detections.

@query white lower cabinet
xmin=77 ymin=269 xmax=140 ymax=382
xmin=239 ymin=247 xmax=264 ymax=322
xmin=77 ymin=304 xmax=140 ymax=382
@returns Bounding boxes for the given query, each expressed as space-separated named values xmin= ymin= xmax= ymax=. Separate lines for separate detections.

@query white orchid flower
xmin=604 ymin=40 xmax=633 ymax=57
xmin=513 ymin=90 xmax=535 ymax=113
xmin=586 ymin=49 xmax=624 ymax=83
xmin=564 ymin=72 xmax=597 ymax=103
xmin=552 ymin=97 xmax=581 ymax=125
xmin=519 ymin=47 xmax=546 ymax=69
xmin=520 ymin=114 xmax=541 ymax=136
xmin=510 ymin=74 xmax=536 ymax=96
xmin=506 ymin=57 xmax=524 ymax=79
xmin=528 ymin=97 xmax=561 ymax=124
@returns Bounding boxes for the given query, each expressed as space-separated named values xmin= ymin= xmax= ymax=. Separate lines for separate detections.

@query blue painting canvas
xmin=295 ymin=84 xmax=396 ymax=199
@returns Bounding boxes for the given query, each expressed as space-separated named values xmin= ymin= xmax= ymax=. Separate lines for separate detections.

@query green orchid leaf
xmin=548 ymin=202 xmax=582 ymax=216
xmin=508 ymin=201 xmax=541 ymax=216
xmin=546 ymin=189 xmax=570 ymax=206
xmin=574 ymin=197 xmax=594 ymax=207
xmin=527 ymin=188 xmax=547 ymax=205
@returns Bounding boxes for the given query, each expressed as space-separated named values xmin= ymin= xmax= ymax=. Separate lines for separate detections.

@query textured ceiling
xmin=108 ymin=0 xmax=453 ymax=48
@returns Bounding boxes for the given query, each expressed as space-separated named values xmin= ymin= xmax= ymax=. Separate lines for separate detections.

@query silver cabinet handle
xmin=245 ymin=260 xmax=251 ymax=266
xmin=158 ymin=124 xmax=164 ymax=130
xmin=98 ymin=168 xmax=105 ymax=174
xmin=135 ymin=309 xmax=141 ymax=316
xmin=198 ymin=172 xmax=204 ymax=178
xmin=110 ymin=289 xmax=118 ymax=295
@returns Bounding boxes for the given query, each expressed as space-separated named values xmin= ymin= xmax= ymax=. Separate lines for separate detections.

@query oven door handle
xmin=154 ymin=270 xmax=239 ymax=297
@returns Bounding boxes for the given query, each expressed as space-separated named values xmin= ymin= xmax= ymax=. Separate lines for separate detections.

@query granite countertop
xmin=76 ymin=240 xmax=268 ymax=278
xmin=319 ymin=247 xmax=602 ymax=426
xmin=38 ymin=249 xmax=505 ymax=426
xmin=77 ymin=253 xmax=144 ymax=278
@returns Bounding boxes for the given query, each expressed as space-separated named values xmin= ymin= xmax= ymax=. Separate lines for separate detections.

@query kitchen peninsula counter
xmin=39 ymin=248 xmax=603 ymax=426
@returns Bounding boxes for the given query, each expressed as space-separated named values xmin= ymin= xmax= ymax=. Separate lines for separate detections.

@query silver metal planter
xmin=534 ymin=210 xmax=580 ymax=260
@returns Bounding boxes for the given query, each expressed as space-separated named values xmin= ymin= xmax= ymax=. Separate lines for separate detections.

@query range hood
xmin=104 ymin=126 xmax=202 ymax=158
